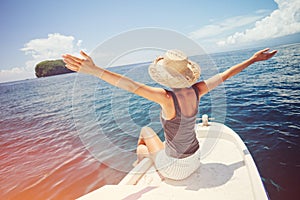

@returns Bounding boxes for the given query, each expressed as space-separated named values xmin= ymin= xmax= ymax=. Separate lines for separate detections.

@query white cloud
xmin=21 ymin=33 xmax=82 ymax=69
xmin=188 ymin=11 xmax=271 ymax=52
xmin=0 ymin=67 xmax=34 ymax=83
xmin=0 ymin=33 xmax=82 ymax=83
xmin=189 ymin=14 xmax=266 ymax=40
xmin=218 ymin=0 xmax=300 ymax=46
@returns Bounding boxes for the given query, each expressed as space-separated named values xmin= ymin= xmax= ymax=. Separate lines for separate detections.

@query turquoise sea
xmin=0 ymin=43 xmax=299 ymax=199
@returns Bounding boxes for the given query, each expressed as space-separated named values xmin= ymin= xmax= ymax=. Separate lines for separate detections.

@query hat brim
xmin=148 ymin=59 xmax=201 ymax=88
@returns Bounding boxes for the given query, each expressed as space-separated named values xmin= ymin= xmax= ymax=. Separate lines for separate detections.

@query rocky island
xmin=35 ymin=59 xmax=75 ymax=78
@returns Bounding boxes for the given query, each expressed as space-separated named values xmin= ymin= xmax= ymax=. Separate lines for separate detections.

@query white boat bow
xmin=78 ymin=121 xmax=268 ymax=200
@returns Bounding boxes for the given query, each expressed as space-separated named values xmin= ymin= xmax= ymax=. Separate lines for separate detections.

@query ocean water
xmin=0 ymin=43 xmax=299 ymax=199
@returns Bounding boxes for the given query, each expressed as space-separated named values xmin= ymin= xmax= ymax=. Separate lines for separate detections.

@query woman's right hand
xmin=62 ymin=50 xmax=98 ymax=75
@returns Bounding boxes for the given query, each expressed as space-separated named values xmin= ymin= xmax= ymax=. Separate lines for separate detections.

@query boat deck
xmin=77 ymin=123 xmax=268 ymax=200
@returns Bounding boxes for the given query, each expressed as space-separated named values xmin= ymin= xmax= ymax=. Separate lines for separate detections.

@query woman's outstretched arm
xmin=195 ymin=48 xmax=278 ymax=96
xmin=62 ymin=51 xmax=168 ymax=105
xmin=220 ymin=48 xmax=277 ymax=81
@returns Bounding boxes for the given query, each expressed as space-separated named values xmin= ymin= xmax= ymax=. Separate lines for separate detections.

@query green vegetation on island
xmin=35 ymin=59 xmax=75 ymax=78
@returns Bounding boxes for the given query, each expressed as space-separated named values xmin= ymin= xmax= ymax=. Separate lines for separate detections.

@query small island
xmin=35 ymin=59 xmax=75 ymax=78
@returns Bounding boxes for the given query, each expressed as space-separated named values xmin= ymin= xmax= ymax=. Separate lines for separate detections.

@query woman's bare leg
xmin=134 ymin=127 xmax=164 ymax=166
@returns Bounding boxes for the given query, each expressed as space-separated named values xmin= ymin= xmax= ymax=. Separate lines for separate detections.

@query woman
xmin=63 ymin=48 xmax=277 ymax=180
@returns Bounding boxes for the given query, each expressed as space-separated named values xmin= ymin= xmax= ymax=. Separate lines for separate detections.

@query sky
xmin=0 ymin=0 xmax=299 ymax=83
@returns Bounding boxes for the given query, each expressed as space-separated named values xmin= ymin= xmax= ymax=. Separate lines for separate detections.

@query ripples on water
xmin=0 ymin=43 xmax=299 ymax=199
xmin=0 ymin=75 xmax=127 ymax=199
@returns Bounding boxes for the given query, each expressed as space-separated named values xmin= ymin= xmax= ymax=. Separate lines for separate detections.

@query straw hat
xmin=148 ymin=50 xmax=201 ymax=88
